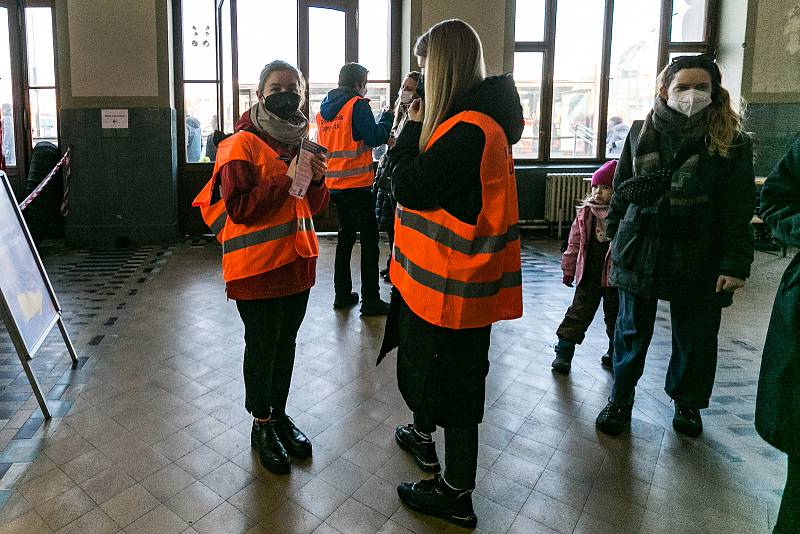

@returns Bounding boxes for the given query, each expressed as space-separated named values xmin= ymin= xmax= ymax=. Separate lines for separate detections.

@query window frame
xmin=174 ymin=0 xmax=401 ymax=167
xmin=0 ymin=0 xmax=59 ymax=186
xmin=513 ymin=0 xmax=719 ymax=163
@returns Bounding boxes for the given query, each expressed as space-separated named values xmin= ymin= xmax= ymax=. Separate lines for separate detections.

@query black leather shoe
xmin=601 ymin=339 xmax=614 ymax=369
xmin=333 ymin=292 xmax=359 ymax=309
xmin=551 ymin=340 xmax=575 ymax=374
xmin=673 ymin=404 xmax=703 ymax=438
xmin=397 ymin=475 xmax=477 ymax=529
xmin=395 ymin=424 xmax=441 ymax=473
xmin=360 ymin=299 xmax=390 ymax=316
xmin=273 ymin=413 xmax=312 ymax=458
xmin=595 ymin=399 xmax=633 ymax=436
xmin=251 ymin=420 xmax=290 ymax=474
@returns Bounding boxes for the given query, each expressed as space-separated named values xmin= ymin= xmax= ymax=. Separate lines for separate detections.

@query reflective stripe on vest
xmin=389 ymin=110 xmax=523 ymax=329
xmin=192 ymin=130 xmax=319 ymax=282
xmin=316 ymin=96 xmax=375 ymax=190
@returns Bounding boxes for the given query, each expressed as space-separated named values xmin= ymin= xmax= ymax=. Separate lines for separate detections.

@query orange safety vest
xmin=315 ymin=96 xmax=374 ymax=190
xmin=192 ymin=131 xmax=319 ymax=283
xmin=390 ymin=111 xmax=523 ymax=329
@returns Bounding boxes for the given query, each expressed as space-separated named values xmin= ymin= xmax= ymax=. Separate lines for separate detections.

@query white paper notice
xmin=289 ymin=138 xmax=328 ymax=198
xmin=101 ymin=109 xmax=129 ymax=129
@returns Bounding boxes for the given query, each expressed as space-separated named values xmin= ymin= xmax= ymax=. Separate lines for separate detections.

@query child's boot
xmin=601 ymin=338 xmax=613 ymax=369
xmin=551 ymin=339 xmax=575 ymax=374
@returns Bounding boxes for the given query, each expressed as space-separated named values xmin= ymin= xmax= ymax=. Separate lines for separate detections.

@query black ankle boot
xmin=551 ymin=339 xmax=575 ymax=374
xmin=601 ymin=339 xmax=613 ymax=369
xmin=397 ymin=475 xmax=477 ymax=528
xmin=273 ymin=413 xmax=312 ymax=458
xmin=595 ymin=399 xmax=633 ymax=436
xmin=395 ymin=424 xmax=441 ymax=472
xmin=673 ymin=404 xmax=703 ymax=438
xmin=251 ymin=420 xmax=290 ymax=474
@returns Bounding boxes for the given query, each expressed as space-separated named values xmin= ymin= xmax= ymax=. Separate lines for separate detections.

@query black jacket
xmin=389 ymin=74 xmax=524 ymax=225
xmin=607 ymin=128 xmax=755 ymax=303
xmin=755 ymin=137 xmax=800 ymax=455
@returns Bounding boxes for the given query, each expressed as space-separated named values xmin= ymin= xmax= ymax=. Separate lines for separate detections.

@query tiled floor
xmin=0 ymin=236 xmax=791 ymax=533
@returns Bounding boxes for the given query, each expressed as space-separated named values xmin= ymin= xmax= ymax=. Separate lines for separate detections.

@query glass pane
xmin=606 ymin=0 xmax=660 ymax=157
xmin=0 ymin=7 xmax=16 ymax=166
xmin=184 ymin=83 xmax=218 ymax=162
xmin=513 ymin=52 xmax=543 ymax=159
xmin=182 ymin=0 xmax=216 ymax=80
xmin=29 ymin=88 xmax=57 ymax=147
xmin=359 ymin=0 xmax=390 ymax=80
xmin=25 ymin=7 xmax=55 ymax=87
xmin=515 ymin=0 xmax=546 ymax=42
xmin=551 ymin=0 xmax=604 ymax=158
xmin=237 ymin=0 xmax=297 ymax=88
xmin=308 ymin=7 xmax=346 ymax=140
xmin=671 ymin=0 xmax=707 ymax=42
xmin=221 ymin=0 xmax=233 ymax=132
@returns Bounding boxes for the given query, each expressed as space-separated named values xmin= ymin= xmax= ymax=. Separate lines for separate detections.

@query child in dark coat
xmin=552 ymin=160 xmax=619 ymax=373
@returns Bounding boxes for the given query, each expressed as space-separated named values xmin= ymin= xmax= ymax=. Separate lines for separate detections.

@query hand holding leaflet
xmin=289 ymin=138 xmax=328 ymax=199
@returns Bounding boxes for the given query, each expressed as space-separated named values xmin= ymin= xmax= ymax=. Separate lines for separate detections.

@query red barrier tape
xmin=19 ymin=147 xmax=71 ymax=213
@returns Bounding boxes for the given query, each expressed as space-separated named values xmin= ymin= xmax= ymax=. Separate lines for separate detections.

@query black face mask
xmin=263 ymin=91 xmax=301 ymax=120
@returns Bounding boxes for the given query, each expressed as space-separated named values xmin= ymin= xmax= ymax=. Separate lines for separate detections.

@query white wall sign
xmin=101 ymin=109 xmax=129 ymax=129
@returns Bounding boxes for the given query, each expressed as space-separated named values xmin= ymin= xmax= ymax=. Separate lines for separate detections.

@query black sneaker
xmin=251 ymin=420 xmax=290 ymax=474
xmin=273 ymin=413 xmax=312 ymax=458
xmin=397 ymin=475 xmax=477 ymax=529
xmin=673 ymin=404 xmax=703 ymax=438
xmin=601 ymin=339 xmax=613 ymax=369
xmin=551 ymin=340 xmax=575 ymax=374
xmin=360 ymin=299 xmax=390 ymax=316
xmin=333 ymin=291 xmax=359 ymax=309
xmin=595 ymin=399 xmax=633 ymax=436
xmin=395 ymin=424 xmax=441 ymax=473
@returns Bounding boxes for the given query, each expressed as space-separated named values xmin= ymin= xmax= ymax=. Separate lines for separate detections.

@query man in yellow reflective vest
xmin=317 ymin=63 xmax=394 ymax=315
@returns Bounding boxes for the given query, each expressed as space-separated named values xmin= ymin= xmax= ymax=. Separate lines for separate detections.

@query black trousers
xmin=235 ymin=290 xmax=310 ymax=419
xmin=611 ymin=289 xmax=722 ymax=408
xmin=331 ymin=189 xmax=381 ymax=302
xmin=413 ymin=412 xmax=479 ymax=491
xmin=775 ymin=455 xmax=800 ymax=533
xmin=556 ymin=283 xmax=619 ymax=344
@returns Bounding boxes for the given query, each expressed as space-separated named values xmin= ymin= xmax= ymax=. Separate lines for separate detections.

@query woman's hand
xmin=716 ymin=275 xmax=745 ymax=293
xmin=408 ymin=98 xmax=424 ymax=122
xmin=311 ymin=152 xmax=327 ymax=183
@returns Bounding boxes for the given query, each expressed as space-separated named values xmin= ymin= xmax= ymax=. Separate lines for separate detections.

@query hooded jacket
xmin=389 ymin=74 xmax=524 ymax=225
xmin=318 ymin=87 xmax=394 ymax=148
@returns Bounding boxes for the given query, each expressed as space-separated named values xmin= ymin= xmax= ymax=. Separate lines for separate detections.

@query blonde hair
xmin=418 ymin=20 xmax=486 ymax=151
xmin=656 ymin=64 xmax=744 ymax=158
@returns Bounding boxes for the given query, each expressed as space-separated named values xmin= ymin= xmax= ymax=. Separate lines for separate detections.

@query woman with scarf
xmin=193 ymin=60 xmax=328 ymax=475
xmin=595 ymin=54 xmax=754 ymax=438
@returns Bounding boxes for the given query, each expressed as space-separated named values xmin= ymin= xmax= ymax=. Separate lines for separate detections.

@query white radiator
xmin=544 ymin=173 xmax=592 ymax=237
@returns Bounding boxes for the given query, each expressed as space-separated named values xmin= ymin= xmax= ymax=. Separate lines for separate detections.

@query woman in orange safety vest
xmin=193 ymin=60 xmax=328 ymax=475
xmin=378 ymin=20 xmax=524 ymax=528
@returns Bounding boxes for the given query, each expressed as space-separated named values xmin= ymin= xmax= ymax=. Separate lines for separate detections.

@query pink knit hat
xmin=591 ymin=160 xmax=617 ymax=187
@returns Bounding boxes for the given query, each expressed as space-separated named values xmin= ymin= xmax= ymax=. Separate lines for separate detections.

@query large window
xmin=513 ymin=0 xmax=718 ymax=161
xmin=177 ymin=0 xmax=399 ymax=164
xmin=0 ymin=1 xmax=59 ymax=178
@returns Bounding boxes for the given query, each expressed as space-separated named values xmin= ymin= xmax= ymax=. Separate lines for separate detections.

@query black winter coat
xmin=755 ymin=137 xmax=800 ymax=455
xmin=607 ymin=129 xmax=755 ymax=304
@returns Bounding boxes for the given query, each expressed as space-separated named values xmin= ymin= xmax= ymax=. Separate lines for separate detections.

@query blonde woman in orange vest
xmin=377 ymin=20 xmax=524 ymax=527
xmin=193 ymin=60 xmax=328 ymax=475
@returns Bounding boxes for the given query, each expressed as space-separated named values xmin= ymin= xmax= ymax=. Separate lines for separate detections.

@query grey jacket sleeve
xmin=606 ymin=133 xmax=634 ymax=240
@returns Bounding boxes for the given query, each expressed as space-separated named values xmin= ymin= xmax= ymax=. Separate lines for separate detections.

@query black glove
xmin=616 ymin=168 xmax=672 ymax=206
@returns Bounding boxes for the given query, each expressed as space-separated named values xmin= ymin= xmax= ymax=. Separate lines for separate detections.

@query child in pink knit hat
xmin=551 ymin=160 xmax=619 ymax=374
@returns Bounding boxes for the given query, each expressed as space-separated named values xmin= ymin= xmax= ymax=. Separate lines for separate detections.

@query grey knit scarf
xmin=248 ymin=102 xmax=308 ymax=146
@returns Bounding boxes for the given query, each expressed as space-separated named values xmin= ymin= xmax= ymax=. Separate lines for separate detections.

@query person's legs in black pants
xmin=600 ymin=287 xmax=620 ymax=366
xmin=352 ymin=189 xmax=382 ymax=304
xmin=332 ymin=191 xmax=358 ymax=302
xmin=443 ymin=425 xmax=479 ymax=490
xmin=665 ymin=300 xmax=722 ymax=409
xmin=775 ymin=454 xmax=800 ymax=533
xmin=556 ymin=284 xmax=603 ymax=345
xmin=610 ymin=289 xmax=658 ymax=406
xmin=268 ymin=290 xmax=310 ymax=416
xmin=236 ymin=298 xmax=284 ymax=419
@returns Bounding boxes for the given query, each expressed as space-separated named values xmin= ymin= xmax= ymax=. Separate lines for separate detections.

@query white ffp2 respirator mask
xmin=667 ymin=89 xmax=712 ymax=117
xmin=399 ymin=89 xmax=414 ymax=105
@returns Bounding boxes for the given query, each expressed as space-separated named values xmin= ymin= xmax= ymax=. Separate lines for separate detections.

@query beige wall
xmin=57 ymin=0 xmax=174 ymax=108
xmin=415 ymin=0 xmax=511 ymax=75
